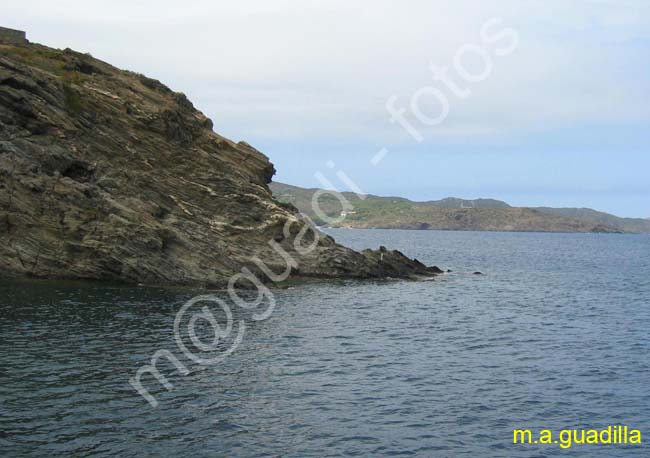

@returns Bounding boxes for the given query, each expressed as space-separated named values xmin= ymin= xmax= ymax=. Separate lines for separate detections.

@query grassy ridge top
xmin=270 ymin=182 xmax=650 ymax=234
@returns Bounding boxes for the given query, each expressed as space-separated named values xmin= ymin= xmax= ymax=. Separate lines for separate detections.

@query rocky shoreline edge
xmin=0 ymin=41 xmax=446 ymax=287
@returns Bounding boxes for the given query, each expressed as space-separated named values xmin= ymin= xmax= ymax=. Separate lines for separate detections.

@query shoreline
xmin=320 ymin=226 xmax=647 ymax=235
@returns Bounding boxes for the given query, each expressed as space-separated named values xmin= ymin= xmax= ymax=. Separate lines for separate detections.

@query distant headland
xmin=270 ymin=182 xmax=650 ymax=234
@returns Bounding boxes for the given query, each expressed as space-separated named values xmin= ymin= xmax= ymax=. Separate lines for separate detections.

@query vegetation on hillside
xmin=271 ymin=182 xmax=650 ymax=233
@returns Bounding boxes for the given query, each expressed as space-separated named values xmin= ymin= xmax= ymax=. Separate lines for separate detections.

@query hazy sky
xmin=5 ymin=1 xmax=649 ymax=216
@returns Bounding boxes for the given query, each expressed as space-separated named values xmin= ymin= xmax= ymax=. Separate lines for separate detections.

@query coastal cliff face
xmin=0 ymin=43 xmax=439 ymax=285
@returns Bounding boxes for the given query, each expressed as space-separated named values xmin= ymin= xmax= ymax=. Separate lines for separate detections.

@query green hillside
xmin=270 ymin=182 xmax=650 ymax=233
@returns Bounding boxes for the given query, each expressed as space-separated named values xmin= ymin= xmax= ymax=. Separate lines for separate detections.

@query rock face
xmin=0 ymin=42 xmax=441 ymax=286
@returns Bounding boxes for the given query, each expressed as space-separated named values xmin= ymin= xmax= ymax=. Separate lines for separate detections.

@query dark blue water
xmin=1 ymin=229 xmax=649 ymax=457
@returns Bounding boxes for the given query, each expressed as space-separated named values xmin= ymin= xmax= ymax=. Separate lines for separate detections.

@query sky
xmin=4 ymin=0 xmax=649 ymax=217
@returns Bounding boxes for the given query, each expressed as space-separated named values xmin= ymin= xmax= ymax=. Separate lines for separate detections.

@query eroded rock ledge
xmin=0 ymin=42 xmax=443 ymax=286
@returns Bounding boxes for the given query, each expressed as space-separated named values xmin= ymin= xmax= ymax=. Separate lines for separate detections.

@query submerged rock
xmin=0 ymin=42 xmax=442 ymax=286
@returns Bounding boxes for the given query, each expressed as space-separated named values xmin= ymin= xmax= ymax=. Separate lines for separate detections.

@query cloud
xmin=5 ymin=0 xmax=649 ymax=147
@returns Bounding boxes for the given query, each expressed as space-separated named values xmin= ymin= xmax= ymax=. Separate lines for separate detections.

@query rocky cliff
xmin=0 ymin=43 xmax=441 ymax=286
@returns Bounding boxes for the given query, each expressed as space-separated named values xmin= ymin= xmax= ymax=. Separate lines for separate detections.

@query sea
xmin=1 ymin=229 xmax=649 ymax=457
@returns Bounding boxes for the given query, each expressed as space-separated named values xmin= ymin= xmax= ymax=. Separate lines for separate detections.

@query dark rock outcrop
xmin=0 ymin=42 xmax=442 ymax=286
